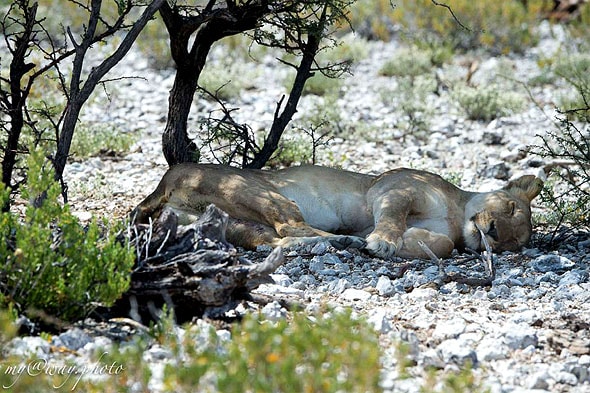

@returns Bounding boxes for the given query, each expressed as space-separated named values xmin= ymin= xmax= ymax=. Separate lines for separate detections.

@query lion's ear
xmin=503 ymin=175 xmax=544 ymax=202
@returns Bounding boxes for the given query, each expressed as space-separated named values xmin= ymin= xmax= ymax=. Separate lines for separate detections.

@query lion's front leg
xmin=364 ymin=194 xmax=410 ymax=259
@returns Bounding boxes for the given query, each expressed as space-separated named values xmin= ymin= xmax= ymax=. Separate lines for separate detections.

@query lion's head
xmin=463 ymin=175 xmax=544 ymax=252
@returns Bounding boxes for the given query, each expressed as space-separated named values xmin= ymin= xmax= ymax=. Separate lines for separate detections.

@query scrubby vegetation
xmin=530 ymin=113 xmax=590 ymax=246
xmin=0 ymin=307 xmax=491 ymax=392
xmin=1 ymin=1 xmax=590 ymax=392
xmin=452 ymin=83 xmax=527 ymax=122
xmin=0 ymin=150 xmax=134 ymax=323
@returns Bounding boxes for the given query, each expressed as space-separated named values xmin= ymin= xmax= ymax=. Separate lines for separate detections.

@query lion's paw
xmin=327 ymin=235 xmax=366 ymax=250
xmin=364 ymin=234 xmax=398 ymax=259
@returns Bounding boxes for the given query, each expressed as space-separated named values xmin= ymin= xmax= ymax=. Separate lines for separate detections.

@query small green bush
xmin=0 ymin=149 xmax=134 ymax=322
xmin=296 ymin=73 xmax=343 ymax=96
xmin=452 ymin=83 xmax=526 ymax=121
xmin=379 ymin=46 xmax=434 ymax=78
xmin=529 ymin=116 xmax=589 ymax=247
xmin=70 ymin=123 xmax=136 ymax=158
xmin=553 ymin=53 xmax=590 ymax=121
xmin=381 ymin=75 xmax=437 ymax=136
xmin=163 ymin=309 xmax=382 ymax=392
xmin=352 ymin=0 xmax=542 ymax=54
xmin=199 ymin=60 xmax=259 ymax=101
xmin=317 ymin=34 xmax=370 ymax=65
xmin=268 ymin=136 xmax=313 ymax=167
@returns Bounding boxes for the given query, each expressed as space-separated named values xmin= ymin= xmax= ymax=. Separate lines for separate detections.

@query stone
xmin=436 ymin=339 xmax=478 ymax=366
xmin=376 ymin=275 xmax=395 ymax=296
xmin=261 ymin=301 xmax=287 ymax=321
xmin=341 ymin=288 xmax=372 ymax=301
xmin=367 ymin=308 xmax=392 ymax=334
xmin=52 ymin=328 xmax=92 ymax=351
xmin=328 ymin=278 xmax=351 ymax=294
xmin=502 ymin=323 xmax=539 ymax=350
xmin=476 ymin=337 xmax=509 ymax=361
xmin=7 ymin=337 xmax=51 ymax=358
xmin=531 ymin=255 xmax=575 ymax=273
xmin=432 ymin=318 xmax=467 ymax=340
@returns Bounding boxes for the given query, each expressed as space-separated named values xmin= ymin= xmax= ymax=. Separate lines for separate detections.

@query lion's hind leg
xmin=225 ymin=218 xmax=280 ymax=249
xmin=277 ymin=234 xmax=366 ymax=251
xmin=396 ymin=228 xmax=454 ymax=259
xmin=227 ymin=218 xmax=366 ymax=252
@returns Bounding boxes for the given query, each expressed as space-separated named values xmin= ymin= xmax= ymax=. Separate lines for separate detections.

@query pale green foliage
xmin=379 ymin=46 xmax=434 ymax=78
xmin=553 ymin=53 xmax=590 ymax=121
xmin=295 ymin=72 xmax=343 ymax=96
xmin=356 ymin=0 xmax=541 ymax=54
xmin=317 ymin=34 xmax=370 ymax=64
xmin=268 ymin=136 xmax=313 ymax=167
xmin=168 ymin=309 xmax=382 ymax=393
xmin=452 ymin=83 xmax=526 ymax=121
xmin=70 ymin=123 xmax=136 ymax=158
xmin=199 ymin=59 xmax=260 ymax=101
xmin=381 ymin=75 xmax=437 ymax=136
xmin=0 ymin=149 xmax=134 ymax=321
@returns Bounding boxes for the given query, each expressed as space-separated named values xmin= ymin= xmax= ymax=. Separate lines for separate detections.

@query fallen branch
xmin=113 ymin=204 xmax=284 ymax=323
xmin=418 ymin=241 xmax=493 ymax=288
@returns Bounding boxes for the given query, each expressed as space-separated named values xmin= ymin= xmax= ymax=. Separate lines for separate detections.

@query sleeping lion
xmin=132 ymin=164 xmax=543 ymax=259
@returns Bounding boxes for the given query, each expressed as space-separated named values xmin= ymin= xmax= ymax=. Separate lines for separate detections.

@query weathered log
xmin=116 ymin=204 xmax=284 ymax=322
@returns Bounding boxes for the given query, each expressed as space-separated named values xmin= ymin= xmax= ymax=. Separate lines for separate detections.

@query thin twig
xmin=477 ymin=228 xmax=495 ymax=280
xmin=430 ymin=0 xmax=472 ymax=31
xmin=418 ymin=241 xmax=447 ymax=285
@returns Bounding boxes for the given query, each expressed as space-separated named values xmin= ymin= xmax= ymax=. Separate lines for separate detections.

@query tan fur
xmin=132 ymin=164 xmax=543 ymax=259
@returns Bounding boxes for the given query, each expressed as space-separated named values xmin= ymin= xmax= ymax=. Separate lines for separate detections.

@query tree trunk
xmin=1 ymin=1 xmax=37 ymax=206
xmin=51 ymin=0 xmax=165 ymax=187
xmin=246 ymin=15 xmax=324 ymax=169
xmin=159 ymin=1 xmax=271 ymax=167
xmin=162 ymin=66 xmax=202 ymax=166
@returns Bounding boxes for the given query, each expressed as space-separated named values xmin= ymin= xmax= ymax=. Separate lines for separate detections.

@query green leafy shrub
xmin=268 ymin=136 xmax=313 ymax=167
xmin=381 ymin=75 xmax=437 ymax=136
xmin=528 ymin=116 xmax=589 ymax=247
xmin=353 ymin=0 xmax=542 ymax=54
xmin=379 ymin=46 xmax=434 ymax=78
xmin=165 ymin=309 xmax=382 ymax=392
xmin=553 ymin=53 xmax=590 ymax=121
xmin=199 ymin=60 xmax=259 ymax=101
xmin=317 ymin=34 xmax=370 ymax=65
xmin=0 ymin=149 xmax=134 ymax=322
xmin=452 ymin=83 xmax=526 ymax=121
xmin=285 ymin=72 xmax=343 ymax=96
xmin=70 ymin=123 xmax=136 ymax=158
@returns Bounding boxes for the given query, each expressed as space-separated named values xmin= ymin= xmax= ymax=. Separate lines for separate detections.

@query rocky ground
xmin=4 ymin=21 xmax=590 ymax=392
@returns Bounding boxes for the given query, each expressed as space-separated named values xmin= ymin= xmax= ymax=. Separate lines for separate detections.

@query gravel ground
xmin=5 ymin=21 xmax=590 ymax=392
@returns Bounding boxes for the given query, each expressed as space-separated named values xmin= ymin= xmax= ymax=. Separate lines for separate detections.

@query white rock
xmin=502 ymin=323 xmax=538 ymax=350
xmin=261 ymin=301 xmax=287 ymax=321
xmin=376 ymin=275 xmax=395 ymax=296
xmin=476 ymin=337 xmax=508 ymax=361
xmin=270 ymin=274 xmax=293 ymax=287
xmin=341 ymin=288 xmax=372 ymax=301
xmin=407 ymin=287 xmax=437 ymax=301
xmin=527 ymin=370 xmax=550 ymax=390
xmin=432 ymin=318 xmax=467 ymax=340
xmin=436 ymin=339 xmax=478 ymax=366
xmin=531 ymin=255 xmax=575 ymax=273
xmin=368 ymin=308 xmax=392 ymax=334
xmin=7 ymin=336 xmax=50 ymax=358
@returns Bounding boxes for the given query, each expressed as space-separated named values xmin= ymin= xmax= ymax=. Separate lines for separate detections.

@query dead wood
xmin=418 ymin=240 xmax=494 ymax=288
xmin=114 ymin=204 xmax=284 ymax=323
